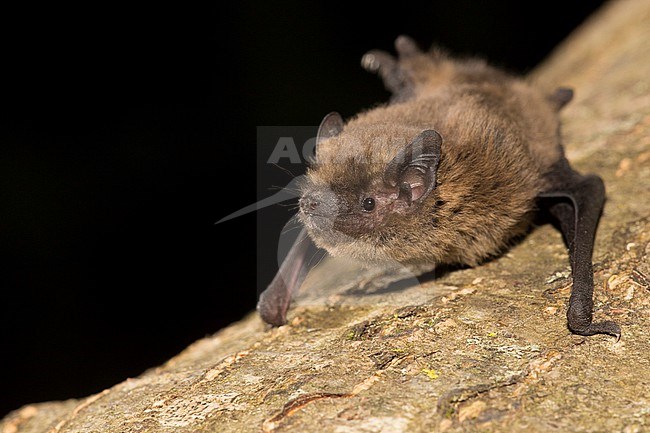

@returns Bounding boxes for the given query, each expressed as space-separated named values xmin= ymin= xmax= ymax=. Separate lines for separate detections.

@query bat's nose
xmin=299 ymin=194 xmax=321 ymax=213
xmin=299 ymin=189 xmax=339 ymax=217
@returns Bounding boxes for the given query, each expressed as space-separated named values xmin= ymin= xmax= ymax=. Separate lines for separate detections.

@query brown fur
xmin=300 ymin=49 xmax=564 ymax=267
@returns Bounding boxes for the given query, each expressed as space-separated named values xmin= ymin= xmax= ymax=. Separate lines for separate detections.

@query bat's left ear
xmin=384 ymin=129 xmax=442 ymax=204
xmin=547 ymin=87 xmax=574 ymax=111
xmin=316 ymin=112 xmax=344 ymax=146
xmin=309 ymin=112 xmax=344 ymax=166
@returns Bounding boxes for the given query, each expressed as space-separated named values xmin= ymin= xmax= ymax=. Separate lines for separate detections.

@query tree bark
xmin=3 ymin=0 xmax=650 ymax=431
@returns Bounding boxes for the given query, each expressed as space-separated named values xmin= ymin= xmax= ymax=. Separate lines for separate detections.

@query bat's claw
xmin=361 ymin=35 xmax=422 ymax=74
xmin=570 ymin=320 xmax=621 ymax=341
xmin=394 ymin=35 xmax=421 ymax=57
xmin=361 ymin=50 xmax=396 ymax=74
xmin=362 ymin=35 xmax=429 ymax=102
xmin=361 ymin=49 xmax=408 ymax=98
xmin=257 ymin=289 xmax=289 ymax=327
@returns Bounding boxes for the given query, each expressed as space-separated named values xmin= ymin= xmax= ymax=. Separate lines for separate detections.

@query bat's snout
xmin=299 ymin=194 xmax=320 ymax=213
xmin=299 ymin=189 xmax=339 ymax=218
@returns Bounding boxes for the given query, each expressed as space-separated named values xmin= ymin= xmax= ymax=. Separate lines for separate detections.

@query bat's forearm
xmin=257 ymin=227 xmax=323 ymax=326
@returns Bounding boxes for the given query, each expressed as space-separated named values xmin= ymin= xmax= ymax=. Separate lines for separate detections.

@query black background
xmin=1 ymin=0 xmax=606 ymax=417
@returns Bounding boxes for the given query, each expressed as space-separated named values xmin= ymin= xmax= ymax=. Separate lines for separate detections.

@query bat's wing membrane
xmin=538 ymin=157 xmax=620 ymax=338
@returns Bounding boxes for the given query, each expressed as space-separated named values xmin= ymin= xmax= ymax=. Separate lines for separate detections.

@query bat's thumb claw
xmin=593 ymin=320 xmax=621 ymax=341
xmin=570 ymin=320 xmax=621 ymax=340
xmin=257 ymin=289 xmax=289 ymax=327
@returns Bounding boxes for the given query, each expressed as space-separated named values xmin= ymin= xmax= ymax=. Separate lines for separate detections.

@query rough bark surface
xmin=3 ymin=0 xmax=649 ymax=431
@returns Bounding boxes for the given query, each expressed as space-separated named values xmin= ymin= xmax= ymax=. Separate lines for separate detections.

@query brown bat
xmin=257 ymin=36 xmax=620 ymax=338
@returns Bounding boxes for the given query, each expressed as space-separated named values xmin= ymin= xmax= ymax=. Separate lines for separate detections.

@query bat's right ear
xmin=384 ymin=129 xmax=442 ymax=204
xmin=316 ymin=112 xmax=344 ymax=146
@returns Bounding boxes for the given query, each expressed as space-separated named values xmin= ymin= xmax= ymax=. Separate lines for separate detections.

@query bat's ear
xmin=547 ymin=87 xmax=574 ymax=111
xmin=384 ymin=129 xmax=442 ymax=204
xmin=316 ymin=112 xmax=344 ymax=146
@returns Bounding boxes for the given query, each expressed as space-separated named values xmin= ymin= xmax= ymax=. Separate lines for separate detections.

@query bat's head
xmin=298 ymin=112 xmax=442 ymax=263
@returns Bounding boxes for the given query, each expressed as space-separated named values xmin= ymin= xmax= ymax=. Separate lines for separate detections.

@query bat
xmin=257 ymin=36 xmax=620 ymax=339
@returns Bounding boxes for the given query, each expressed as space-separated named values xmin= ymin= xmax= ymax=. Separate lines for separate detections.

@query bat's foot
xmin=569 ymin=320 xmax=621 ymax=341
xmin=361 ymin=35 xmax=429 ymax=102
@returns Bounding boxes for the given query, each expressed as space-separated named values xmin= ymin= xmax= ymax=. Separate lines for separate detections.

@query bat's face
xmin=298 ymin=172 xmax=406 ymax=249
xmin=298 ymin=128 xmax=442 ymax=263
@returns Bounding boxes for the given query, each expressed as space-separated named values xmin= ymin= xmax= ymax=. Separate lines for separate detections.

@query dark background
xmin=0 ymin=0 xmax=606 ymax=417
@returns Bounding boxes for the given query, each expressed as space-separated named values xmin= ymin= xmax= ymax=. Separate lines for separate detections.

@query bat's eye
xmin=361 ymin=197 xmax=376 ymax=212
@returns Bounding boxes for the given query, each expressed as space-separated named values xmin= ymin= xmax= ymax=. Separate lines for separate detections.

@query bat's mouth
xmin=301 ymin=211 xmax=332 ymax=218
xmin=299 ymin=210 xmax=334 ymax=233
